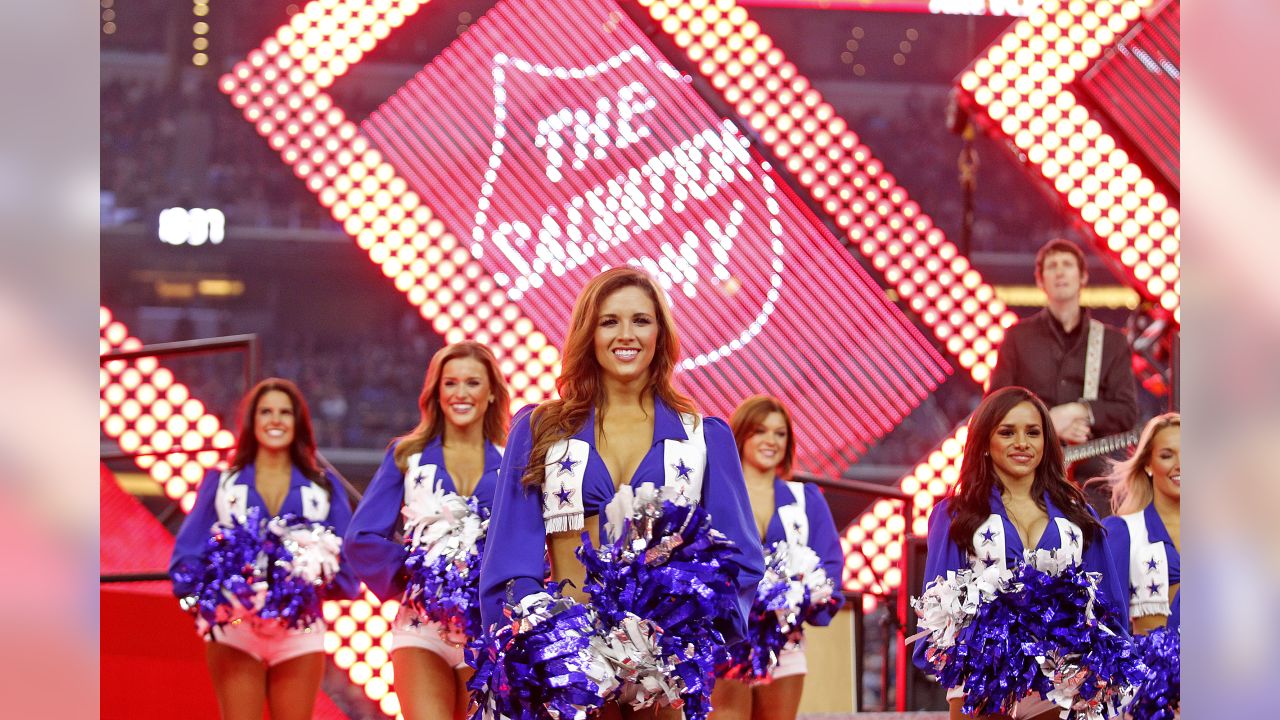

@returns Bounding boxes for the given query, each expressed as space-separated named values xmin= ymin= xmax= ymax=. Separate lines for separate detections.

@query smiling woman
xmin=913 ymin=386 xmax=1126 ymax=720
xmin=478 ymin=266 xmax=765 ymax=718
xmin=168 ymin=378 xmax=360 ymax=720
xmin=343 ymin=342 xmax=511 ymax=720
xmin=710 ymin=395 xmax=845 ymax=720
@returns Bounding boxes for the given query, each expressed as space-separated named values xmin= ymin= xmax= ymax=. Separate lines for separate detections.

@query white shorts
xmin=391 ymin=608 xmax=467 ymax=669
xmin=206 ymin=617 xmax=325 ymax=667
xmin=772 ymin=639 xmax=807 ymax=680
xmin=946 ymin=687 xmax=1058 ymax=719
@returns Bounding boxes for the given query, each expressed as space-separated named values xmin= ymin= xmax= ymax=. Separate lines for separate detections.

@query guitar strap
xmin=1082 ymin=318 xmax=1104 ymax=402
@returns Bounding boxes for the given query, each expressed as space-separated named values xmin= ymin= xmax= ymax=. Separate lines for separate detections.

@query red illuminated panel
xmin=99 ymin=306 xmax=236 ymax=512
xmin=1081 ymin=0 xmax=1179 ymax=190
xmin=956 ymin=0 xmax=1181 ymax=320
xmin=635 ymin=0 xmax=1020 ymax=385
xmin=737 ymin=0 xmax=1037 ymax=12
xmin=364 ymin=0 xmax=950 ymax=470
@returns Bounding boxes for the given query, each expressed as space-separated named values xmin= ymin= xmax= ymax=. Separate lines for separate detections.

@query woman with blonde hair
xmin=479 ymin=267 xmax=764 ymax=718
xmin=1101 ymin=412 xmax=1181 ymax=633
xmin=345 ymin=341 xmax=511 ymax=719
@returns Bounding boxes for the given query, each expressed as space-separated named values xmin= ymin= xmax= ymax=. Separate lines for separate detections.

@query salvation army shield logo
xmin=363 ymin=0 xmax=949 ymax=469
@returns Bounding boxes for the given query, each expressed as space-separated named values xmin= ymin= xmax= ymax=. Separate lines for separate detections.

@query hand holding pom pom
xmin=174 ymin=506 xmax=273 ymax=636
xmin=1128 ymin=626 xmax=1179 ymax=720
xmin=723 ymin=540 xmax=844 ymax=683
xmin=580 ymin=483 xmax=741 ymax=720
xmin=402 ymin=493 xmax=489 ymax=641
xmin=259 ymin=515 xmax=344 ymax=629
xmin=468 ymin=587 xmax=617 ymax=720
xmin=910 ymin=552 xmax=1144 ymax=719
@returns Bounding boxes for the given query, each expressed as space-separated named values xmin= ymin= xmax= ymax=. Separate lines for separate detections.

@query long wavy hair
xmin=1100 ymin=412 xmax=1180 ymax=516
xmin=521 ymin=267 xmax=696 ymax=487
xmin=393 ymin=341 xmax=511 ymax=472
xmin=730 ymin=395 xmax=796 ymax=480
xmin=229 ymin=377 xmax=328 ymax=492
xmin=948 ymin=386 xmax=1100 ymax=554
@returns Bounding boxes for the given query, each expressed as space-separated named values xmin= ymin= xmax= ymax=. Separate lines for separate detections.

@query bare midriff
xmin=547 ymin=523 xmax=601 ymax=606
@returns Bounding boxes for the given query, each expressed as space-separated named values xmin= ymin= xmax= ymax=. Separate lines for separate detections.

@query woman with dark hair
xmin=345 ymin=341 xmax=511 ymax=720
xmin=479 ymin=267 xmax=764 ymax=718
xmin=1100 ymin=413 xmax=1180 ymax=633
xmin=169 ymin=378 xmax=360 ymax=720
xmin=709 ymin=395 xmax=845 ymax=720
xmin=914 ymin=386 xmax=1126 ymax=720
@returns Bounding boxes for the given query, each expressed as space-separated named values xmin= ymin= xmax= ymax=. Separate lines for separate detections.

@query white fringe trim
xmin=544 ymin=513 xmax=584 ymax=533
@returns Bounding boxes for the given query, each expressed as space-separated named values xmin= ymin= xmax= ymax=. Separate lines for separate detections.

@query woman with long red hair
xmin=169 ymin=378 xmax=359 ymax=720
xmin=709 ymin=395 xmax=845 ymax=720
xmin=479 ymin=267 xmax=764 ymax=718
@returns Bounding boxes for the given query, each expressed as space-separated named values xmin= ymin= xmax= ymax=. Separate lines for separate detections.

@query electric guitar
xmin=1064 ymin=429 xmax=1141 ymax=465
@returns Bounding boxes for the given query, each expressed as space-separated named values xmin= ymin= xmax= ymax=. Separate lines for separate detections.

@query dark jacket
xmin=988 ymin=308 xmax=1138 ymax=436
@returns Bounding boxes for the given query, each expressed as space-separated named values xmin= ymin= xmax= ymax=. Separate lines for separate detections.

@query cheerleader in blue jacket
xmin=169 ymin=378 xmax=359 ymax=720
xmin=915 ymin=386 xmax=1127 ymax=720
xmin=710 ymin=395 xmax=845 ymax=720
xmin=1100 ymin=412 xmax=1180 ymax=633
xmin=478 ymin=267 xmax=765 ymax=718
xmin=345 ymin=341 xmax=510 ymax=720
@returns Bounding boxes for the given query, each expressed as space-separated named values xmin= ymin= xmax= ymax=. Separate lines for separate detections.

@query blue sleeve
xmin=913 ymin=498 xmax=964 ymax=673
xmin=1094 ymin=515 xmax=1131 ymax=633
xmin=478 ymin=412 xmax=549 ymax=629
xmin=168 ymin=469 xmax=222 ymax=598
xmin=343 ymin=447 xmax=410 ymax=601
xmin=701 ymin=417 xmax=766 ymax=646
xmin=803 ymin=482 xmax=846 ymax=626
xmin=324 ymin=471 xmax=361 ymax=600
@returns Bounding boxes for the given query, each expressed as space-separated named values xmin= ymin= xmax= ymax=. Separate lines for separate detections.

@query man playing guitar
xmin=988 ymin=238 xmax=1139 ymax=500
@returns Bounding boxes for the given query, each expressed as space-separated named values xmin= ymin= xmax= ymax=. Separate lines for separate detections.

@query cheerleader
xmin=478 ymin=267 xmax=765 ymax=719
xmin=915 ymin=386 xmax=1127 ymax=720
xmin=709 ymin=396 xmax=845 ymax=720
xmin=1100 ymin=412 xmax=1180 ymax=632
xmin=169 ymin=378 xmax=360 ymax=720
xmin=344 ymin=341 xmax=510 ymax=720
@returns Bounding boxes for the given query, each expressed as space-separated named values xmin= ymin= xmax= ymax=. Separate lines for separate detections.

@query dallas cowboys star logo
xmin=1147 ymin=581 xmax=1162 ymax=597
xmin=792 ymin=521 xmax=805 ymax=536
xmin=414 ymin=473 xmax=424 ymax=487
xmin=1067 ymin=528 xmax=1080 ymax=546
xmin=980 ymin=527 xmax=997 ymax=545
xmin=1130 ymin=584 xmax=1139 ymax=598
xmin=310 ymin=497 xmax=320 ymax=509
xmin=554 ymin=485 xmax=575 ymax=508
xmin=673 ymin=459 xmax=693 ymax=481
xmin=409 ymin=617 xmax=421 ymax=629
xmin=1146 ymin=556 xmax=1160 ymax=572
xmin=981 ymin=554 xmax=997 ymax=568
xmin=556 ymin=456 xmax=580 ymax=475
